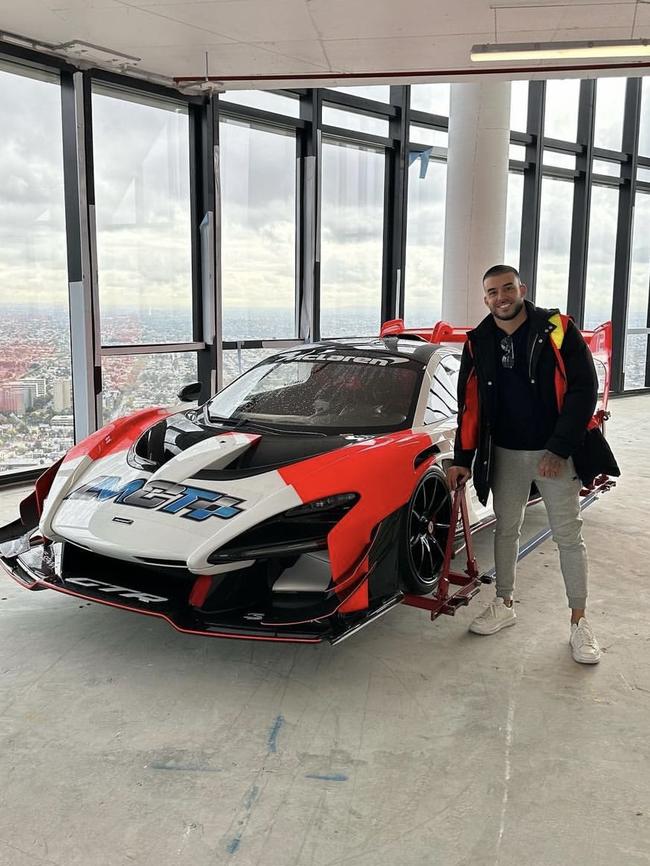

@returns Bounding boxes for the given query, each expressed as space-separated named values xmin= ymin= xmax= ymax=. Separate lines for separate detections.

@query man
xmin=447 ymin=265 xmax=601 ymax=664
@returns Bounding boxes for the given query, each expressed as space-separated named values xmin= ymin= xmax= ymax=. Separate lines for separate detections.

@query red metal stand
xmin=402 ymin=486 xmax=482 ymax=621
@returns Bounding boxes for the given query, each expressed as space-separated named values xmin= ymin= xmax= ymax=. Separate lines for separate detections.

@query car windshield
xmin=206 ymin=349 xmax=423 ymax=433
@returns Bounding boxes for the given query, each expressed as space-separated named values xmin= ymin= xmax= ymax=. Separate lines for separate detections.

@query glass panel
xmin=544 ymin=79 xmax=580 ymax=141
xmin=404 ymin=157 xmax=447 ymax=327
xmin=320 ymin=141 xmax=384 ymax=337
xmin=509 ymin=143 xmax=526 ymax=162
xmin=220 ymin=119 xmax=296 ymax=341
xmin=535 ymin=178 xmax=574 ymax=311
xmin=624 ymin=335 xmax=649 ymax=390
xmin=584 ymin=185 xmax=619 ymax=329
xmin=102 ymin=352 xmax=197 ymax=421
xmin=322 ymin=105 xmax=389 ymax=137
xmin=222 ymin=347 xmax=289 ymax=387
xmin=624 ymin=192 xmax=650 ymax=389
xmin=594 ymin=78 xmax=626 ymax=152
xmin=409 ymin=125 xmax=448 ymax=148
xmin=543 ymin=150 xmax=576 ymax=170
xmin=330 ymin=85 xmax=390 ymax=101
xmin=0 ymin=66 xmax=72 ymax=475
xmin=637 ymin=166 xmax=650 ymax=183
xmin=220 ymin=90 xmax=300 ymax=117
xmin=505 ymin=172 xmax=524 ymax=269
xmin=208 ymin=354 xmax=421 ymax=433
xmin=93 ymin=87 xmax=193 ymax=346
xmin=640 ymin=78 xmax=650 ymax=157
xmin=410 ymin=83 xmax=450 ymax=116
xmin=510 ymin=81 xmax=528 ymax=132
xmin=593 ymin=160 xmax=620 ymax=177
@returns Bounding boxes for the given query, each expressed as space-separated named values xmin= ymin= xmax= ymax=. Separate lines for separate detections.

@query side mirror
xmin=177 ymin=381 xmax=202 ymax=402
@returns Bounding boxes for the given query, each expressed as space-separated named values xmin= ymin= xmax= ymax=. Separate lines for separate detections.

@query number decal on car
xmin=65 ymin=476 xmax=245 ymax=521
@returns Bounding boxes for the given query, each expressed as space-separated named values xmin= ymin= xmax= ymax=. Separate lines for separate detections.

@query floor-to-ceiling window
xmin=403 ymin=90 xmax=449 ymax=327
xmin=92 ymin=85 xmax=197 ymax=421
xmin=219 ymin=118 xmax=297 ymax=383
xmin=0 ymin=63 xmax=72 ymax=475
xmin=320 ymin=139 xmax=385 ymax=337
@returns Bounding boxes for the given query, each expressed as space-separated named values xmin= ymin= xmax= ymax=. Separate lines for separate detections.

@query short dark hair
xmin=482 ymin=264 xmax=521 ymax=283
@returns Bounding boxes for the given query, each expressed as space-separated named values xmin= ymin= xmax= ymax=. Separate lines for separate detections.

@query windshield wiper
xmin=205 ymin=411 xmax=326 ymax=437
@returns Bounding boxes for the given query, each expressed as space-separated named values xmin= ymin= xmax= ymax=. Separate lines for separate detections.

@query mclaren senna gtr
xmin=0 ymin=320 xmax=613 ymax=644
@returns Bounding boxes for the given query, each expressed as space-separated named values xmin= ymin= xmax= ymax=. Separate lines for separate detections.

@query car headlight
xmin=207 ymin=492 xmax=359 ymax=563
xmin=282 ymin=492 xmax=359 ymax=517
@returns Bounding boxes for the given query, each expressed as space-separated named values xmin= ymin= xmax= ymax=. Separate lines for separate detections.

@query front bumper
xmin=0 ymin=538 xmax=375 ymax=643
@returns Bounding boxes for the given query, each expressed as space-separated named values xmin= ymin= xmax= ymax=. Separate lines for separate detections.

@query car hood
xmin=37 ymin=411 xmax=370 ymax=574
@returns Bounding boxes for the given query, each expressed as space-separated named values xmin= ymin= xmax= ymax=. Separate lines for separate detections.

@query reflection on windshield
xmin=207 ymin=355 xmax=421 ymax=432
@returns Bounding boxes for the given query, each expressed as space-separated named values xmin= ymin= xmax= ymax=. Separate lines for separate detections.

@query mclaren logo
xmin=65 ymin=476 xmax=245 ymax=521
xmin=280 ymin=348 xmax=409 ymax=366
xmin=66 ymin=577 xmax=168 ymax=604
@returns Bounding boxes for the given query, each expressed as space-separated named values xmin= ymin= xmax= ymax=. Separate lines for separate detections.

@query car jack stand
xmin=402 ymin=487 xmax=482 ymax=621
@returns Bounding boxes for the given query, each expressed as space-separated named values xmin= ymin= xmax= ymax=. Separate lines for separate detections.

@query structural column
xmin=441 ymin=82 xmax=511 ymax=326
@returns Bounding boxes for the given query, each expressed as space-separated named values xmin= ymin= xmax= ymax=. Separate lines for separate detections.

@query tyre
xmin=399 ymin=465 xmax=452 ymax=594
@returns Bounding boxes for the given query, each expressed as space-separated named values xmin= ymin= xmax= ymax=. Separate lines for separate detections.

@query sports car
xmin=0 ymin=320 xmax=612 ymax=644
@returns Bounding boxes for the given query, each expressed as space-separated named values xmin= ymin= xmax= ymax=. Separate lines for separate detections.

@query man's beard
xmin=492 ymin=298 xmax=525 ymax=320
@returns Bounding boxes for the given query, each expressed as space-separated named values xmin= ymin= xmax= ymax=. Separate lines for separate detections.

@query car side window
xmin=424 ymin=353 xmax=460 ymax=424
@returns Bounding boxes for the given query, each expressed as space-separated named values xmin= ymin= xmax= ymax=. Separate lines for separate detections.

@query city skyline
xmin=1 ymin=303 xmax=648 ymax=474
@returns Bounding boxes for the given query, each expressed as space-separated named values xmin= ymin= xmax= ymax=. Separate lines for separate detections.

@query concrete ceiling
xmin=2 ymin=0 xmax=650 ymax=91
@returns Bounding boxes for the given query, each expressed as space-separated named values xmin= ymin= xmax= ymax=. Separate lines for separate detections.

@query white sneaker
xmin=469 ymin=597 xmax=517 ymax=635
xmin=570 ymin=617 xmax=601 ymax=664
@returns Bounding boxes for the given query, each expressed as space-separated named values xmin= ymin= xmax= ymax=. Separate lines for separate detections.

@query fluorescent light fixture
xmin=471 ymin=39 xmax=650 ymax=62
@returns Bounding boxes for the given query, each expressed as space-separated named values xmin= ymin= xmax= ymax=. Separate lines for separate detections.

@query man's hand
xmin=538 ymin=451 xmax=567 ymax=479
xmin=447 ymin=465 xmax=472 ymax=490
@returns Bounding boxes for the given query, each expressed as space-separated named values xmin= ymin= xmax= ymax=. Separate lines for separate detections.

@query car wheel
xmin=400 ymin=466 xmax=452 ymax=594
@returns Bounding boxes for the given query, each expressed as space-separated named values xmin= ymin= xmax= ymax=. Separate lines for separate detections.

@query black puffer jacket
xmin=453 ymin=301 xmax=598 ymax=505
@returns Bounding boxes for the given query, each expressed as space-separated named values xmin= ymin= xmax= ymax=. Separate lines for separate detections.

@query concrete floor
xmin=0 ymin=395 xmax=649 ymax=866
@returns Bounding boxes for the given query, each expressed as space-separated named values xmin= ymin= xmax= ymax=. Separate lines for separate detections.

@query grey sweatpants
xmin=492 ymin=447 xmax=588 ymax=609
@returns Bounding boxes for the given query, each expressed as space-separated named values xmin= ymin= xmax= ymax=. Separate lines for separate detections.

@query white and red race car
xmin=0 ymin=320 xmax=613 ymax=644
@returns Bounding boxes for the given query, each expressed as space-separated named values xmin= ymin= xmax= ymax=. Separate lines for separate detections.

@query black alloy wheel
xmin=400 ymin=466 xmax=452 ymax=594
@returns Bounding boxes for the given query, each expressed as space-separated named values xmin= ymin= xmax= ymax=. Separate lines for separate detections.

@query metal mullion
xmin=217 ymin=101 xmax=305 ymax=131
xmin=101 ymin=342 xmax=204 ymax=356
xmin=510 ymin=131 xmax=533 ymax=146
xmin=612 ymin=77 xmax=642 ymax=392
xmin=320 ymin=89 xmax=395 ymax=116
xmin=590 ymin=175 xmax=625 ymax=187
xmin=294 ymin=123 xmax=302 ymax=344
xmin=542 ymin=167 xmax=579 ymax=182
xmin=408 ymin=109 xmax=449 ymax=129
xmin=519 ymin=80 xmax=545 ymax=299
xmin=381 ymin=85 xmax=409 ymax=325
xmin=542 ymin=138 xmax=582 ymax=154
xmin=60 ymin=69 xmax=102 ymax=442
xmin=592 ymin=146 xmax=627 ymax=162
xmin=222 ymin=339 xmax=303 ymax=350
xmin=189 ymin=102 xmax=202 ymax=348
xmin=567 ymin=79 xmax=596 ymax=326
xmin=321 ymin=126 xmax=392 ymax=149
xmin=195 ymin=96 xmax=218 ymax=399
xmin=298 ymin=90 xmax=321 ymax=343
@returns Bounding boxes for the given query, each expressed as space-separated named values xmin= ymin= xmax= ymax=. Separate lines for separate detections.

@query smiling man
xmin=446 ymin=265 xmax=602 ymax=664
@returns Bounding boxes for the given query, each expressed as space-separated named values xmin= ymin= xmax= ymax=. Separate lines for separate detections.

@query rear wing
xmin=380 ymin=318 xmax=612 ymax=412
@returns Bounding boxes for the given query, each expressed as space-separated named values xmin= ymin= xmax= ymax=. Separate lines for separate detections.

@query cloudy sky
xmin=1 ymin=65 xmax=649 ymax=350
